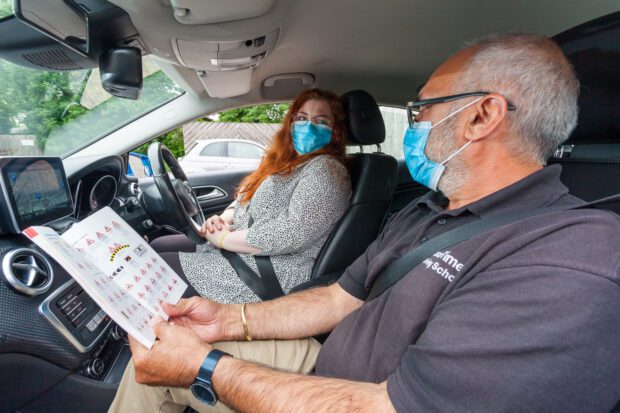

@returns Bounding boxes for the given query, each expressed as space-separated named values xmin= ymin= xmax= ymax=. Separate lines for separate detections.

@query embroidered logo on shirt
xmin=422 ymin=250 xmax=464 ymax=282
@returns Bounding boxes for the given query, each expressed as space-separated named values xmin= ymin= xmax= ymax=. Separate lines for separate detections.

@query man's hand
xmin=130 ymin=317 xmax=211 ymax=387
xmin=162 ymin=297 xmax=229 ymax=343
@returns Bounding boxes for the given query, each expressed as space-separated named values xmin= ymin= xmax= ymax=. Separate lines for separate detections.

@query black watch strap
xmin=197 ymin=349 xmax=231 ymax=383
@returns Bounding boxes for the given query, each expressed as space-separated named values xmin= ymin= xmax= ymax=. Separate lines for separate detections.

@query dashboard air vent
xmin=2 ymin=248 xmax=54 ymax=296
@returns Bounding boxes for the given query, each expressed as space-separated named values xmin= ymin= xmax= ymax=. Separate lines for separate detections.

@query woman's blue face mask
xmin=403 ymin=98 xmax=481 ymax=191
xmin=291 ymin=121 xmax=332 ymax=155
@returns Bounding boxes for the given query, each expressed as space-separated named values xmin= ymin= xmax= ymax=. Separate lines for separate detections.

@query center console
xmin=39 ymin=280 xmax=112 ymax=353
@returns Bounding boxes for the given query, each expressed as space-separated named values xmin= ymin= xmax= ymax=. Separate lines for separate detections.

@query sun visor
xmin=197 ymin=68 xmax=252 ymax=98
xmin=167 ymin=0 xmax=274 ymax=25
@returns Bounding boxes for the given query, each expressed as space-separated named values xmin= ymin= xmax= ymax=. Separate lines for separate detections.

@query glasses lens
xmin=314 ymin=116 xmax=332 ymax=127
xmin=407 ymin=106 xmax=419 ymax=127
xmin=292 ymin=114 xmax=309 ymax=125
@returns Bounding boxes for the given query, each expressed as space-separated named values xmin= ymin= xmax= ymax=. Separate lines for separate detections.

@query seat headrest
xmin=341 ymin=89 xmax=386 ymax=146
xmin=553 ymin=12 xmax=620 ymax=145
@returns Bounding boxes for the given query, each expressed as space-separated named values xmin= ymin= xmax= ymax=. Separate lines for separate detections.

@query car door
xmin=186 ymin=168 xmax=253 ymax=217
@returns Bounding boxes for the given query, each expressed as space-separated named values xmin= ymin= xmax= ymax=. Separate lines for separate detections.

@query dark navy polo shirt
xmin=314 ymin=165 xmax=620 ymax=412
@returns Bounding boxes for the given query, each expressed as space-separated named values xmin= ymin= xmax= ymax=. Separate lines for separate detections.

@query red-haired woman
xmin=153 ymin=89 xmax=351 ymax=303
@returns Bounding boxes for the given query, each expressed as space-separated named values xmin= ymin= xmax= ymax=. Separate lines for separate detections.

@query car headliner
xmin=70 ymin=0 xmax=619 ymax=161
xmin=109 ymin=0 xmax=618 ymax=104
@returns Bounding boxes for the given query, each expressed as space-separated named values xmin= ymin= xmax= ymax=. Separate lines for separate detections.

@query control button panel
xmin=39 ymin=280 xmax=113 ymax=353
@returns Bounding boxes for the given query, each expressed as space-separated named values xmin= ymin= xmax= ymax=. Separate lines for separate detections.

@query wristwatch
xmin=189 ymin=349 xmax=231 ymax=405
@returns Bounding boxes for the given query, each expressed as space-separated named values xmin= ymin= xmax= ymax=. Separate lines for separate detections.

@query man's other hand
xmin=162 ymin=297 xmax=226 ymax=343
xmin=130 ymin=317 xmax=211 ymax=387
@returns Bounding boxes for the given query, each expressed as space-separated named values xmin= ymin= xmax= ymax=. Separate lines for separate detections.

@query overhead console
xmin=171 ymin=29 xmax=279 ymax=98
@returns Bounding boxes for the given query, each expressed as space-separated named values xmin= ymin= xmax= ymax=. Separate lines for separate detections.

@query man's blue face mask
xmin=291 ymin=121 xmax=332 ymax=155
xmin=403 ymin=98 xmax=482 ymax=191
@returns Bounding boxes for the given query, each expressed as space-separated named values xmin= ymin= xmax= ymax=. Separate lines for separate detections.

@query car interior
xmin=0 ymin=0 xmax=618 ymax=412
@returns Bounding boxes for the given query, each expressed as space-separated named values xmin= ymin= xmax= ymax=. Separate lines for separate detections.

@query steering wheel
xmin=140 ymin=142 xmax=205 ymax=244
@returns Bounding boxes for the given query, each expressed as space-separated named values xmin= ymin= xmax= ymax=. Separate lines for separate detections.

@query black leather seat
xmin=293 ymin=90 xmax=398 ymax=291
xmin=549 ymin=22 xmax=620 ymax=215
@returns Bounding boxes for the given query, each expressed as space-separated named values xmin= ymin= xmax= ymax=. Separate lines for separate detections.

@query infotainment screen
xmin=0 ymin=157 xmax=73 ymax=232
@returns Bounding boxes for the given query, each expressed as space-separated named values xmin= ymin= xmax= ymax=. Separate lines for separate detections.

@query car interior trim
xmin=38 ymin=280 xmax=113 ymax=354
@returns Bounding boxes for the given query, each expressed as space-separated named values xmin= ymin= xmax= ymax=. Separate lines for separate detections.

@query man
xmin=110 ymin=34 xmax=620 ymax=412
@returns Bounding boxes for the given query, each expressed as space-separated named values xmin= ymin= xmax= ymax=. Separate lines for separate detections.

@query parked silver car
xmin=179 ymin=139 xmax=265 ymax=173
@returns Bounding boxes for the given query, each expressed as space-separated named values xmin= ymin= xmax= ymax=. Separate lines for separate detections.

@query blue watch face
xmin=191 ymin=382 xmax=216 ymax=405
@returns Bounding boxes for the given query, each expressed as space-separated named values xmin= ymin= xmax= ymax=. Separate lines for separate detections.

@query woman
xmin=152 ymin=88 xmax=352 ymax=303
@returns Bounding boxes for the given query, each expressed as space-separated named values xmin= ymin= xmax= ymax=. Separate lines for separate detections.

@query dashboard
xmin=0 ymin=155 xmax=152 ymax=413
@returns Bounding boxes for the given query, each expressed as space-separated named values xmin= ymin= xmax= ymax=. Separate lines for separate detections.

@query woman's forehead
xmin=298 ymin=99 xmax=332 ymax=116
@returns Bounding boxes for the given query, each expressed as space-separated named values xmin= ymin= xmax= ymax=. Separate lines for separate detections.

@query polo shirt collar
xmin=416 ymin=164 xmax=569 ymax=218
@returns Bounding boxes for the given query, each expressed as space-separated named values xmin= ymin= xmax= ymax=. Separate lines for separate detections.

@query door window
xmin=200 ymin=142 xmax=227 ymax=157
xmin=379 ymin=106 xmax=408 ymax=159
xmin=228 ymin=142 xmax=264 ymax=159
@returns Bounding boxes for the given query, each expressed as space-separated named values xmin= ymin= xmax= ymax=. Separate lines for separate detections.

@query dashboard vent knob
xmin=2 ymin=248 xmax=54 ymax=296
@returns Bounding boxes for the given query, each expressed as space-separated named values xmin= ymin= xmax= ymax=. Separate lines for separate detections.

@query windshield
xmin=0 ymin=55 xmax=184 ymax=158
xmin=0 ymin=0 xmax=11 ymax=19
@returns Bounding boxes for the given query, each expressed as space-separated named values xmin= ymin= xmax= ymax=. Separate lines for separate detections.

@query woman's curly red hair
xmin=236 ymin=88 xmax=348 ymax=203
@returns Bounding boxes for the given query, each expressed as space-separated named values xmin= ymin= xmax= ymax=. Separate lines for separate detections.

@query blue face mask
xmin=403 ymin=98 xmax=481 ymax=191
xmin=291 ymin=121 xmax=332 ymax=154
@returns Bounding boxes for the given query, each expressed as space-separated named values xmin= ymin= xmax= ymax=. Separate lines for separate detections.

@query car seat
xmin=293 ymin=90 xmax=398 ymax=291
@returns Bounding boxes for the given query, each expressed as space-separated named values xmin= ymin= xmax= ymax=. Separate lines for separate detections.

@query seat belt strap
xmin=367 ymin=193 xmax=620 ymax=301
xmin=221 ymin=214 xmax=284 ymax=301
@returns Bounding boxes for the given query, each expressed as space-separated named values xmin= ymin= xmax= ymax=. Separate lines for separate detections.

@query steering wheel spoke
xmin=140 ymin=142 xmax=206 ymax=244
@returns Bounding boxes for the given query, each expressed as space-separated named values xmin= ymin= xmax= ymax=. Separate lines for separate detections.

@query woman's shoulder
xmin=300 ymin=155 xmax=348 ymax=176
xmin=299 ymin=155 xmax=351 ymax=195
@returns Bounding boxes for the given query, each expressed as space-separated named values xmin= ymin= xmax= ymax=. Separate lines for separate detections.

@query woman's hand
xmin=204 ymin=226 xmax=231 ymax=248
xmin=201 ymin=214 xmax=231 ymax=238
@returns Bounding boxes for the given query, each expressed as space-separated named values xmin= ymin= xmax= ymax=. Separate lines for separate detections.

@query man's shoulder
xmin=487 ymin=206 xmax=620 ymax=283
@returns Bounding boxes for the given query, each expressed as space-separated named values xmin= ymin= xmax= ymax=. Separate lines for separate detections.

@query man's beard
xmin=424 ymin=116 xmax=470 ymax=198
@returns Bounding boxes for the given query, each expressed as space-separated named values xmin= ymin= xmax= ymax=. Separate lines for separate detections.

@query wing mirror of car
xmin=100 ymin=47 xmax=143 ymax=100
xmin=127 ymin=152 xmax=153 ymax=178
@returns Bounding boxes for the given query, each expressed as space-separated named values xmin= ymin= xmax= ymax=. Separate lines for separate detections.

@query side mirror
xmin=100 ymin=47 xmax=142 ymax=100
xmin=127 ymin=152 xmax=153 ymax=178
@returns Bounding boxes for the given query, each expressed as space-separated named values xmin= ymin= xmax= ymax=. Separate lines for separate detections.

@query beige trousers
xmin=108 ymin=338 xmax=322 ymax=413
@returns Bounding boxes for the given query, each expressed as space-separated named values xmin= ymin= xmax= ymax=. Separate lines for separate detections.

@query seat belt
xmin=367 ymin=193 xmax=620 ymax=301
xmin=221 ymin=214 xmax=284 ymax=301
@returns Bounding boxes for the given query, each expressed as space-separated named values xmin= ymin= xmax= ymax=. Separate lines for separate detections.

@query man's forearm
xmin=220 ymin=283 xmax=362 ymax=341
xmin=213 ymin=356 xmax=395 ymax=413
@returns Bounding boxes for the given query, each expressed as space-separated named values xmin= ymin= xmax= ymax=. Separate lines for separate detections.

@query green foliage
xmin=132 ymin=127 xmax=185 ymax=158
xmin=0 ymin=58 xmax=183 ymax=156
xmin=0 ymin=61 xmax=87 ymax=150
xmin=218 ymin=103 xmax=289 ymax=123
xmin=0 ymin=0 xmax=12 ymax=18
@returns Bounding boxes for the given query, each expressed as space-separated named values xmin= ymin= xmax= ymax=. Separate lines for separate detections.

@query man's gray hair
xmin=454 ymin=34 xmax=579 ymax=164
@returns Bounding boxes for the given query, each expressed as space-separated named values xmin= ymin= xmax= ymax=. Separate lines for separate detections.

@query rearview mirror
xmin=100 ymin=47 xmax=143 ymax=100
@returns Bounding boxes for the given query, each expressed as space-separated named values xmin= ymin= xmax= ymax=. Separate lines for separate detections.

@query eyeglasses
xmin=292 ymin=113 xmax=333 ymax=127
xmin=406 ymin=91 xmax=517 ymax=127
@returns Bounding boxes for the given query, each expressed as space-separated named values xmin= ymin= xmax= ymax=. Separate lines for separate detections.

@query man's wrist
xmin=221 ymin=304 xmax=247 ymax=341
xmin=210 ymin=352 xmax=237 ymax=404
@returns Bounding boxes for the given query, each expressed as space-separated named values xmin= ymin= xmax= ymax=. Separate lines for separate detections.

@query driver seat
xmin=294 ymin=90 xmax=398 ymax=291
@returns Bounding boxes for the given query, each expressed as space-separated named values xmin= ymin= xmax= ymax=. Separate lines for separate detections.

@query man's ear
xmin=463 ymin=94 xmax=509 ymax=142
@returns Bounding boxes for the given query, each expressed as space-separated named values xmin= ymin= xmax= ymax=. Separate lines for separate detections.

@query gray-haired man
xmin=110 ymin=34 xmax=620 ymax=413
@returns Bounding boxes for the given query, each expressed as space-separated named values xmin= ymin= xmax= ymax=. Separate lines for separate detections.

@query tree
xmin=0 ymin=0 xmax=12 ymax=17
xmin=132 ymin=127 xmax=185 ymax=158
xmin=218 ymin=103 xmax=289 ymax=123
